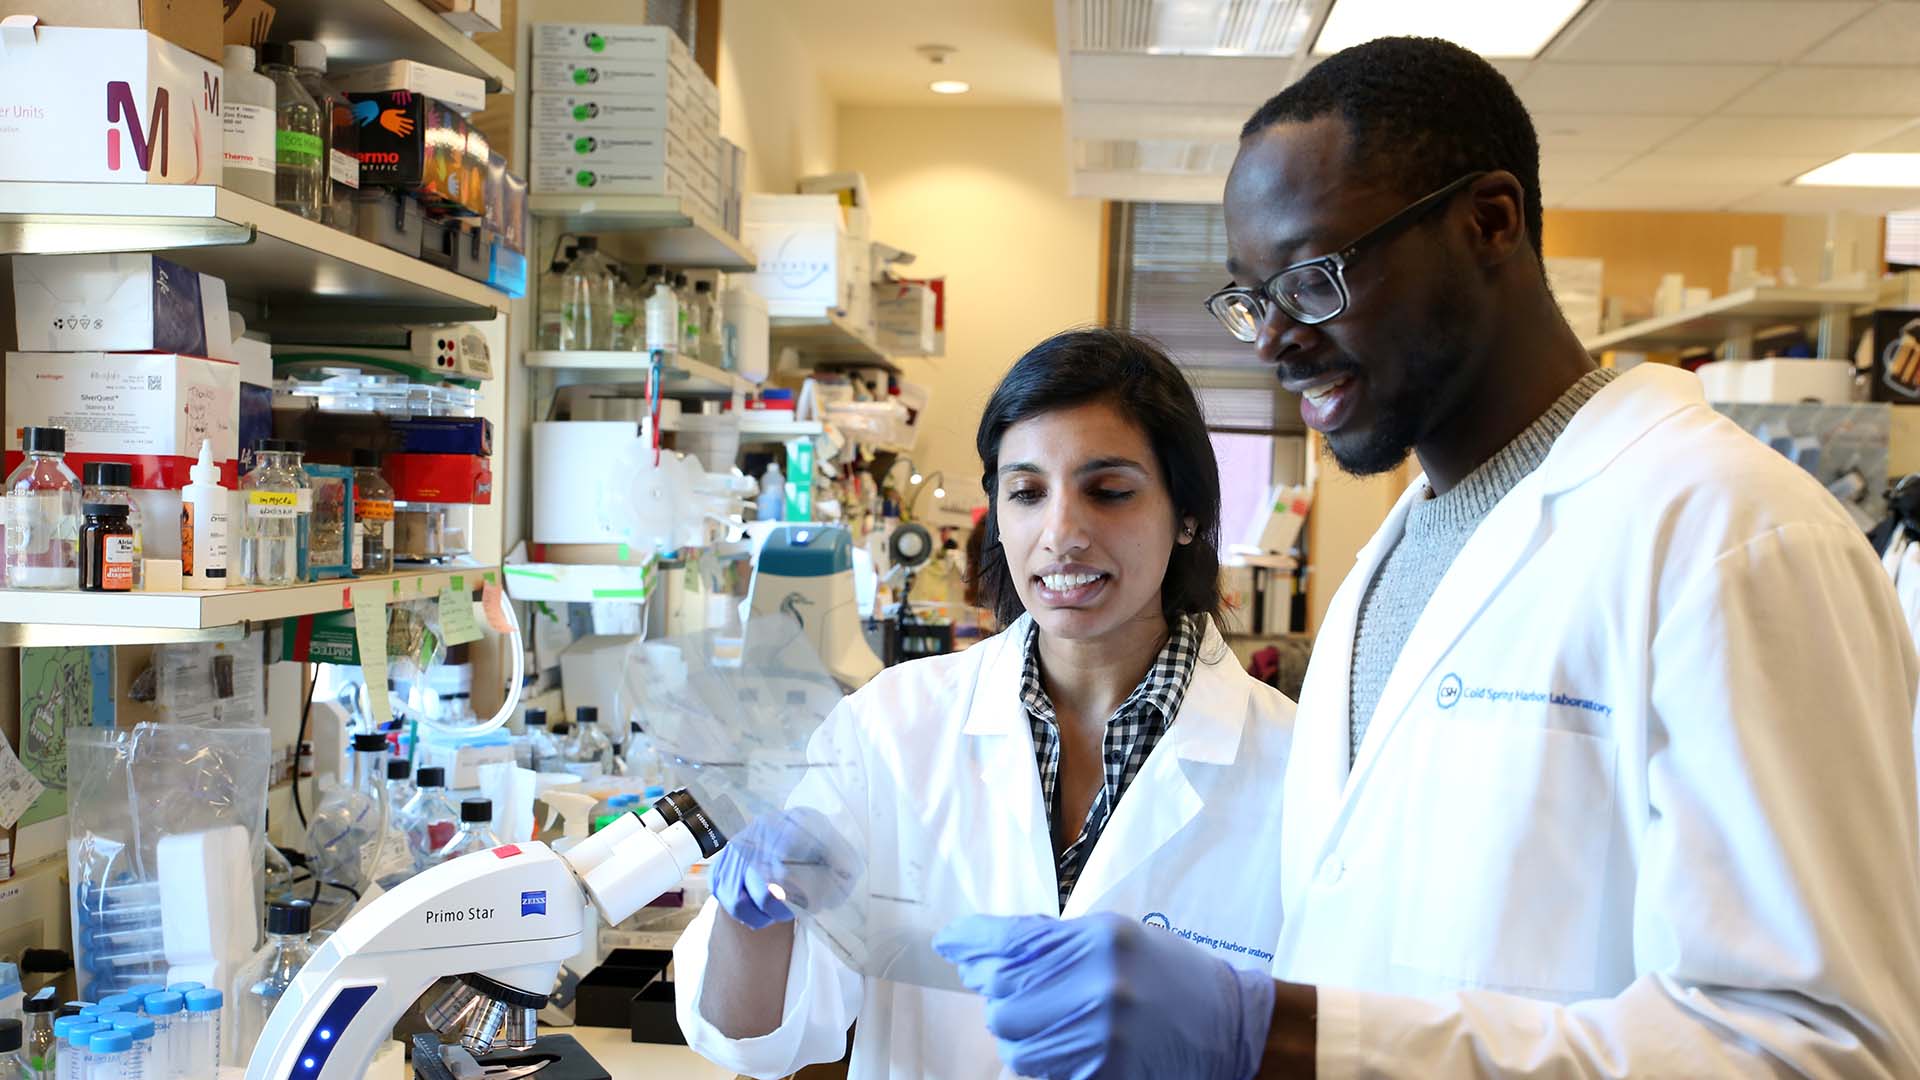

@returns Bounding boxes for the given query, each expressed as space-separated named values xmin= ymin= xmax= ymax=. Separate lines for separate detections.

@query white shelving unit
xmin=271 ymin=0 xmax=515 ymax=93
xmin=1582 ymin=285 xmax=1877 ymax=358
xmin=525 ymin=351 xmax=751 ymax=398
xmin=0 ymin=566 xmax=499 ymax=646
xmin=529 ymin=194 xmax=754 ymax=271
xmin=771 ymin=312 xmax=898 ymax=372
xmin=0 ymin=183 xmax=510 ymax=332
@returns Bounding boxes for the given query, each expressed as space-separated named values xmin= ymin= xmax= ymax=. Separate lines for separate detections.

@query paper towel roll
xmin=532 ymin=421 xmax=644 ymax=544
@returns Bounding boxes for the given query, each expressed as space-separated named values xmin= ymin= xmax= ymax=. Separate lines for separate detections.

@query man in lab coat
xmin=935 ymin=35 xmax=1920 ymax=1078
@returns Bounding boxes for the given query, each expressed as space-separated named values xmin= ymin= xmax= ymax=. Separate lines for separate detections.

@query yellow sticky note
xmin=439 ymin=587 xmax=484 ymax=645
xmin=351 ymin=585 xmax=393 ymax=728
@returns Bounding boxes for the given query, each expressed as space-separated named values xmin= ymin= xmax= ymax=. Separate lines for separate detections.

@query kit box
xmin=332 ymin=59 xmax=486 ymax=114
xmin=5 ymin=350 xmax=240 ymax=487
xmin=12 ymin=253 xmax=230 ymax=357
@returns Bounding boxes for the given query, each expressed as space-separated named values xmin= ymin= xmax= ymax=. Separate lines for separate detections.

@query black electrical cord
xmin=292 ymin=669 xmax=319 ymax=830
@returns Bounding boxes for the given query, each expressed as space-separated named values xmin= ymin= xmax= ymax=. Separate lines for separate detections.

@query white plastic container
xmin=180 ymin=440 xmax=231 ymax=590
xmin=644 ymin=282 xmax=680 ymax=353
xmin=220 ymin=46 xmax=276 ymax=204
xmin=721 ymin=284 xmax=769 ymax=382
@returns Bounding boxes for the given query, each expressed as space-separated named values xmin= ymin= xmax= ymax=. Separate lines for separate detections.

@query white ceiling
xmin=1053 ymin=0 xmax=1920 ymax=213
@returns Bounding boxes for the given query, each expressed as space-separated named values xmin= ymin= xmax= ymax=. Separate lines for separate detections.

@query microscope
xmin=244 ymin=791 xmax=725 ymax=1079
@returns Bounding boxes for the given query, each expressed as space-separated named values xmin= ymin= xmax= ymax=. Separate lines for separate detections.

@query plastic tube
xmin=57 ymin=1021 xmax=105 ymax=1080
xmin=181 ymin=990 xmax=221 ymax=1077
xmin=140 ymin=994 xmax=181 ymax=1080
xmin=105 ymin=1013 xmax=154 ymax=1079
xmin=86 ymin=1029 xmax=129 ymax=1080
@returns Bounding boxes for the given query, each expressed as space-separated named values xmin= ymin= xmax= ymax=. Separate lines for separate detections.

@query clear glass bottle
xmin=538 ymin=245 xmax=576 ymax=352
xmin=21 ymin=992 xmax=54 ymax=1076
xmin=522 ymin=709 xmax=562 ymax=774
xmin=560 ymin=236 xmax=617 ymax=351
xmin=179 ymin=990 xmax=220 ymax=1078
xmin=4 ymin=426 xmax=81 ymax=590
xmin=692 ymin=280 xmax=721 ymax=367
xmin=563 ymin=707 xmax=611 ymax=778
xmin=81 ymin=462 xmax=143 ymax=589
xmin=258 ymin=43 xmax=324 ymax=221
xmin=0 ymin=1018 xmax=27 ymax=1080
xmin=350 ymin=450 xmax=395 ymax=575
xmin=304 ymin=734 xmax=391 ymax=896
xmin=609 ymin=267 xmax=640 ymax=352
xmin=399 ymin=766 xmax=459 ymax=871
xmin=234 ymin=901 xmax=312 ymax=1067
xmin=289 ymin=40 xmax=357 ymax=233
xmin=240 ymin=440 xmax=309 ymax=587
xmin=383 ymin=757 xmax=417 ymax=817
xmin=435 ymin=799 xmax=504 ymax=861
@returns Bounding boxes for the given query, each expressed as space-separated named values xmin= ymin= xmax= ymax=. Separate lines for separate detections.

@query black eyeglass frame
xmin=1204 ymin=170 xmax=1491 ymax=337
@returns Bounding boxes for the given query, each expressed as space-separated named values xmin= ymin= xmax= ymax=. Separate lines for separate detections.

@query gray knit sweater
xmin=1348 ymin=368 xmax=1620 ymax=763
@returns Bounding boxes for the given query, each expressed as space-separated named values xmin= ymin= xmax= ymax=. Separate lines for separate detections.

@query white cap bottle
xmin=181 ymin=440 xmax=231 ymax=590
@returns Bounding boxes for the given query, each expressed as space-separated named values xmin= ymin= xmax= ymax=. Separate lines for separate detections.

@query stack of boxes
xmin=530 ymin=23 xmax=726 ymax=225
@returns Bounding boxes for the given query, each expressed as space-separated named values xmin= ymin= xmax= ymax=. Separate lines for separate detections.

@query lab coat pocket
xmin=1388 ymin=716 xmax=1618 ymax=995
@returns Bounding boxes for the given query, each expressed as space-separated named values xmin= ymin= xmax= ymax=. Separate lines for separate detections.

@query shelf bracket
xmin=0 ymin=621 xmax=249 ymax=648
xmin=0 ymin=216 xmax=254 ymax=257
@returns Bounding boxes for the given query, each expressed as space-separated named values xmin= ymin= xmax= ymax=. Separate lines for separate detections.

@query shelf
xmin=771 ymin=312 xmax=898 ymax=372
xmin=0 ymin=565 xmax=499 ymax=644
xmin=530 ymin=194 xmax=754 ymax=271
xmin=738 ymin=419 xmax=824 ymax=441
xmin=270 ymin=0 xmax=515 ymax=94
xmin=524 ymin=351 xmax=750 ymax=397
xmin=0 ymin=183 xmax=510 ymax=332
xmin=1582 ymin=285 xmax=1876 ymax=354
xmin=501 ymin=560 xmax=654 ymax=604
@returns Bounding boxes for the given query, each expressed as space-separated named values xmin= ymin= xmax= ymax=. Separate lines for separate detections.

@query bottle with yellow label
xmin=350 ymin=449 xmax=396 ymax=574
xmin=241 ymin=439 xmax=311 ymax=587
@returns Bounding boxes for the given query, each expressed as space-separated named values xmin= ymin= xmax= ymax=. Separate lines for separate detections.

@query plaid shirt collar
xmin=1021 ymin=614 xmax=1202 ymax=909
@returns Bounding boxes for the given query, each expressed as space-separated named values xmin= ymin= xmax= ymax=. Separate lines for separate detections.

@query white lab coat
xmin=1277 ymin=363 xmax=1920 ymax=1077
xmin=675 ymin=615 xmax=1295 ymax=1079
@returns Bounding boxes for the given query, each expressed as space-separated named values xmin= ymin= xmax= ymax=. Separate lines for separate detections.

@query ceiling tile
xmin=1067 ymin=53 xmax=1295 ymax=108
xmin=1559 ymin=180 xmax=1772 ymax=211
xmin=1728 ymin=184 xmax=1920 ymax=215
xmin=1869 ymin=124 xmax=1920 ymax=152
xmin=1601 ymin=154 xmax=1833 ymax=186
xmin=1516 ymin=63 xmax=1770 ymax=115
xmin=1533 ymin=113 xmax=1698 ymax=154
xmin=1539 ymin=149 xmax=1639 ymax=186
xmin=1547 ymin=1 xmax=1874 ymax=64
xmin=1723 ymin=66 xmax=1920 ymax=115
xmin=1069 ymin=102 xmax=1248 ymax=140
xmin=1802 ymin=2 xmax=1920 ymax=63
xmin=1654 ymin=114 xmax=1914 ymax=155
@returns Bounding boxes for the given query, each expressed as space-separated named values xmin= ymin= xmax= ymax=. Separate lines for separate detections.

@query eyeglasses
xmin=1204 ymin=171 xmax=1488 ymax=341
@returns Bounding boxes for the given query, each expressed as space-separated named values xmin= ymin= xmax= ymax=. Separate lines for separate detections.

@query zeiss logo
xmin=520 ymin=890 xmax=547 ymax=917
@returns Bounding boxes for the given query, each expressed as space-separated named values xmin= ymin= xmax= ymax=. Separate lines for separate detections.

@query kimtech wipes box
xmin=0 ymin=20 xmax=223 ymax=184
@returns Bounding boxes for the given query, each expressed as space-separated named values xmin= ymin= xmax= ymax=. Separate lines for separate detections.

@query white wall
xmin=718 ymin=5 xmax=838 ymax=195
xmin=837 ymin=106 xmax=1104 ymax=524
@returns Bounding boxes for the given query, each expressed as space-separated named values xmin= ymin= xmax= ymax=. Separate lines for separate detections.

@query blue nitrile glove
xmin=710 ymin=807 xmax=859 ymax=931
xmin=934 ymin=912 xmax=1275 ymax=1080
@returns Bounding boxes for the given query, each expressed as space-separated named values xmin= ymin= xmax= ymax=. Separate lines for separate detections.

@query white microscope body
xmin=246 ymin=805 xmax=717 ymax=1080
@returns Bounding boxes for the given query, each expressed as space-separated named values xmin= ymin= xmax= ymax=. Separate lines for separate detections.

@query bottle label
xmin=351 ymin=521 xmax=365 ymax=570
xmin=277 ymin=129 xmax=324 ymax=166
xmin=102 ymin=535 xmax=135 ymax=590
xmin=297 ymin=488 xmax=313 ymax=513
xmin=383 ymin=520 xmax=395 ymax=549
xmin=354 ymin=498 xmax=395 ymax=522
xmin=248 ymin=490 xmax=299 ymax=519
xmin=330 ymin=147 xmax=361 ymax=189
xmin=223 ymin=103 xmax=276 ymax=175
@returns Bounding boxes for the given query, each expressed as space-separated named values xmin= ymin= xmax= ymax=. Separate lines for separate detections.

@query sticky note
xmin=351 ymin=585 xmax=393 ymax=727
xmin=483 ymin=582 xmax=515 ymax=634
xmin=438 ymin=587 xmax=484 ymax=646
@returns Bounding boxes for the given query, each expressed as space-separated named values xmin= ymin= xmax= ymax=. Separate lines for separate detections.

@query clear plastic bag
xmin=67 ymin=724 xmax=271 ymax=1000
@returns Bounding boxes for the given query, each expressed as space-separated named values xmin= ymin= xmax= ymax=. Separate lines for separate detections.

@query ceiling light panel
xmin=1795 ymin=154 xmax=1920 ymax=188
xmin=1075 ymin=138 xmax=1240 ymax=175
xmin=1314 ymin=0 xmax=1590 ymax=59
xmin=1071 ymin=0 xmax=1323 ymax=57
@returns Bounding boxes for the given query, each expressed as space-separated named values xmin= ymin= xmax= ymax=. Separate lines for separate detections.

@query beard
xmin=1322 ymin=274 xmax=1476 ymax=477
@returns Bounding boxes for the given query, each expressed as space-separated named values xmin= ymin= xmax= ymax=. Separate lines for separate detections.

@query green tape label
xmin=276 ymin=129 xmax=322 ymax=164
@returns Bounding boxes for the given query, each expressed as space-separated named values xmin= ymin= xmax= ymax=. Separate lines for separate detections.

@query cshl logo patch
xmin=1437 ymin=673 xmax=1463 ymax=709
xmin=520 ymin=890 xmax=547 ymax=917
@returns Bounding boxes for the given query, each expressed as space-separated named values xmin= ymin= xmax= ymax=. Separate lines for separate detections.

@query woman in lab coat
xmin=672 ymin=328 xmax=1297 ymax=1079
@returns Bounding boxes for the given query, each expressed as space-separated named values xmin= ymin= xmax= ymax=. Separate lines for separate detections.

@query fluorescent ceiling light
xmin=1795 ymin=154 xmax=1920 ymax=188
xmin=1313 ymin=0 xmax=1589 ymax=59
xmin=930 ymin=80 xmax=971 ymax=95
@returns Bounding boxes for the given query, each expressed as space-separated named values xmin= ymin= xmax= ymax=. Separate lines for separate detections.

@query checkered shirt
xmin=1022 ymin=615 xmax=1201 ymax=909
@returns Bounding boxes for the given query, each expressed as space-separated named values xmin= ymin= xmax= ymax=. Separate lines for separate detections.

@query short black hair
xmin=972 ymin=328 xmax=1222 ymax=629
xmin=1241 ymin=36 xmax=1543 ymax=257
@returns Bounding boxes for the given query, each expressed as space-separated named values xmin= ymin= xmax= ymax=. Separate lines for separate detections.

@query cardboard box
xmin=532 ymin=126 xmax=696 ymax=167
xmin=391 ymin=417 xmax=493 ymax=456
xmin=530 ymin=161 xmax=710 ymax=199
xmin=533 ymin=23 xmax=690 ymax=65
xmin=0 ymin=0 xmax=222 ymax=60
xmin=220 ymin=0 xmax=272 ymax=49
xmin=873 ymin=281 xmax=938 ymax=356
xmin=531 ymin=92 xmax=691 ymax=131
xmin=5 ymin=351 xmax=240 ymax=487
xmin=741 ymin=196 xmax=846 ymax=318
xmin=422 ymin=0 xmax=501 ymax=34
xmin=530 ymin=56 xmax=675 ymax=96
xmin=385 ymin=452 xmax=492 ymax=504
xmin=1874 ymin=309 xmax=1920 ymax=404
xmin=333 ymin=60 xmax=486 ymax=114
xmin=348 ymin=93 xmax=481 ymax=215
xmin=12 ymin=253 xmax=230 ymax=358
xmin=0 ymin=23 xmax=222 ymax=184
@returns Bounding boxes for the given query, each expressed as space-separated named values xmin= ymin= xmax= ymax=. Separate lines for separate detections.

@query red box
xmin=385 ymin=452 xmax=491 ymax=504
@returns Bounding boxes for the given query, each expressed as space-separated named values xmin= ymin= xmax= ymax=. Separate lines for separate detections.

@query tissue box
xmin=0 ymin=24 xmax=223 ymax=184
xmin=348 ymin=93 xmax=480 ymax=215
xmin=12 ymin=253 xmax=230 ymax=357
xmin=332 ymin=59 xmax=486 ymax=113
xmin=5 ymin=351 xmax=240 ymax=487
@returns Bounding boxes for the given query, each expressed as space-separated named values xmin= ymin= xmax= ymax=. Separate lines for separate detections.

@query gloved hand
xmin=934 ymin=912 xmax=1275 ymax=1080
xmin=709 ymin=806 xmax=860 ymax=931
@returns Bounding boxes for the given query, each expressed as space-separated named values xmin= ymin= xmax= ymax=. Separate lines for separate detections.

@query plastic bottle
xmin=258 ymin=44 xmax=324 ymax=221
xmin=563 ymin=707 xmax=611 ymax=778
xmin=234 ymin=901 xmax=312 ymax=1067
xmin=436 ymin=799 xmax=504 ymax=861
xmin=350 ymin=450 xmax=395 ymax=575
xmin=307 ymin=734 xmax=395 ymax=895
xmin=399 ymin=766 xmax=459 ymax=871
xmin=138 ymin=993 xmax=180 ymax=1079
xmin=240 ymin=440 xmax=308 ymax=587
xmin=560 ymin=237 xmax=616 ymax=351
xmin=179 ymin=440 xmax=231 ymax=592
xmin=4 ymin=426 xmax=81 ymax=590
xmin=522 ymin=709 xmax=562 ymax=774
xmin=289 ymin=40 xmax=357 ymax=233
xmin=537 ymin=245 xmax=576 ymax=351
xmin=219 ymin=46 xmax=276 ymax=204
xmin=756 ymin=461 xmax=786 ymax=522
xmin=178 ymin=991 xmax=219 ymax=1078
xmin=645 ymin=281 xmax=680 ymax=355
xmin=0 ymin=1019 xmax=27 ymax=1080
xmin=81 ymin=462 xmax=143 ymax=589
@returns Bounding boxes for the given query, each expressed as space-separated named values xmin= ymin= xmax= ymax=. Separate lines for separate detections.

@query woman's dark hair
xmin=971 ymin=327 xmax=1222 ymax=629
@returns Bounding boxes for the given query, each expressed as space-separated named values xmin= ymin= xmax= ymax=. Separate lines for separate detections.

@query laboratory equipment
xmin=350 ymin=450 xmax=395 ymax=574
xmin=103 ymin=1012 xmax=156 ymax=1077
xmin=521 ymin=710 xmax=562 ymax=774
xmin=59 ymin=1021 xmax=105 ymax=1080
xmin=560 ymin=236 xmax=616 ymax=350
xmin=180 ymin=440 xmax=231 ymax=591
xmin=23 ymin=992 xmax=55 ymax=1075
xmin=5 ymin=426 xmax=81 ymax=589
xmin=383 ymin=759 xmax=416 ymax=817
xmin=746 ymin=525 xmax=884 ymax=689
xmin=220 ymin=46 xmax=276 ymax=204
xmin=179 ymin=991 xmax=220 ymax=1077
xmin=562 ymin=707 xmax=611 ymax=777
xmin=0 ymin=1020 xmax=26 ymax=1080
xmin=289 ymin=40 xmax=357 ymax=233
xmin=79 ymin=504 xmax=136 ymax=591
xmin=81 ymin=462 xmax=143 ymax=589
xmin=299 ymin=464 xmax=357 ymax=581
xmin=234 ymin=902 xmax=313 ymax=1066
xmin=242 ymin=794 xmax=726 ymax=1079
xmin=305 ymin=734 xmax=401 ymax=898
xmin=260 ymin=44 xmax=324 ymax=221
xmin=435 ymin=799 xmax=504 ymax=861
xmin=240 ymin=440 xmax=309 ymax=587
xmin=399 ymin=767 xmax=459 ymax=869
xmin=139 ymin=994 xmax=181 ymax=1079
